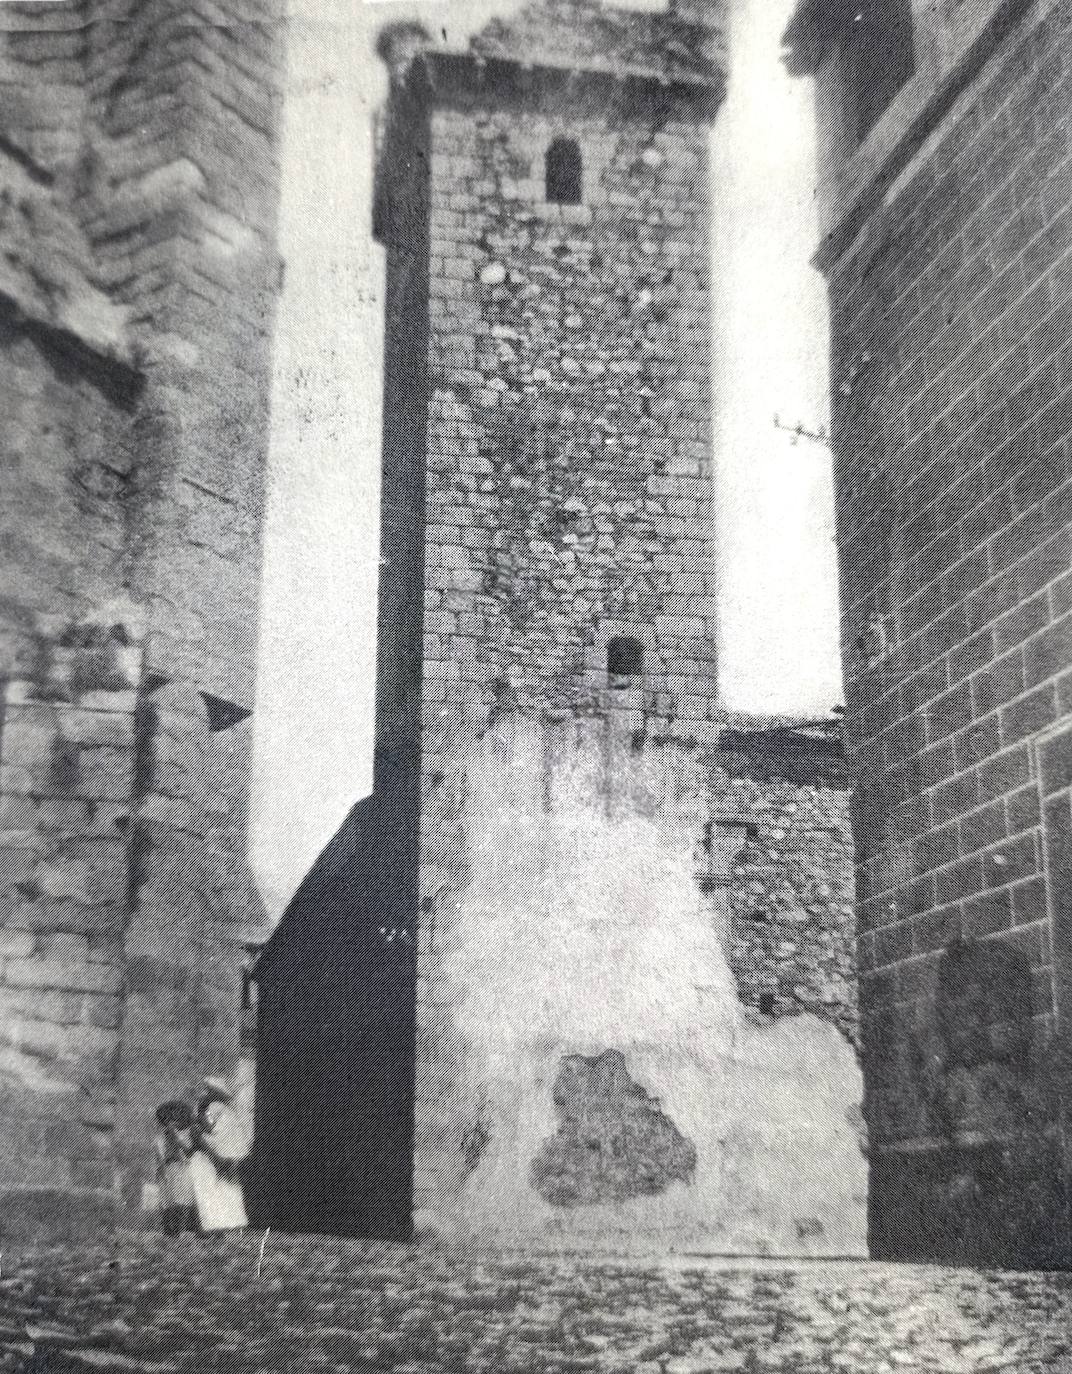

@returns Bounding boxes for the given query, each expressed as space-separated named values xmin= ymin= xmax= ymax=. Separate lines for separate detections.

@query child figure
xmin=154 ymin=1100 xmax=198 ymax=1236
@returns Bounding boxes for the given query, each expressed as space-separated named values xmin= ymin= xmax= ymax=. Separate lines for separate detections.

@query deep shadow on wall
xmin=248 ymin=783 xmax=418 ymax=1242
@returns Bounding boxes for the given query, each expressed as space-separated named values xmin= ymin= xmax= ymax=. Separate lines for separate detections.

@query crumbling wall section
xmin=720 ymin=773 xmax=856 ymax=1042
xmin=361 ymin=25 xmax=860 ymax=1247
xmin=410 ymin=710 xmax=863 ymax=1254
xmin=415 ymin=708 xmax=857 ymax=1236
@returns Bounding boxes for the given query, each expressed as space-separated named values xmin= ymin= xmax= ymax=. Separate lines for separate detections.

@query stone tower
xmin=371 ymin=0 xmax=725 ymax=764
xmin=255 ymin=0 xmax=865 ymax=1253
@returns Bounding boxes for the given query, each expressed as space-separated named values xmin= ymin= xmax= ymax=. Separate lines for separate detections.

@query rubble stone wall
xmin=352 ymin=8 xmax=864 ymax=1249
xmin=720 ymin=766 xmax=857 ymax=1041
xmin=254 ymin=1 xmax=860 ymax=1249
xmin=419 ymin=101 xmax=719 ymax=732
xmin=0 ymin=1 xmax=285 ymax=1240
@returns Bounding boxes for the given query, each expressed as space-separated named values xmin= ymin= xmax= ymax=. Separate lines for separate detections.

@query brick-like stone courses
xmin=0 ymin=51 xmax=143 ymax=1229
xmin=826 ymin=0 xmax=1072 ymax=1262
xmin=0 ymin=690 xmax=136 ymax=1221
xmin=83 ymin=0 xmax=286 ymax=1211
xmin=422 ymin=106 xmax=718 ymax=732
xmin=0 ymin=2 xmax=284 ymax=1238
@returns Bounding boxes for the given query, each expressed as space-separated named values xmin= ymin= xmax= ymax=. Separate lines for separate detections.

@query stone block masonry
xmin=420 ymin=103 xmax=718 ymax=728
xmin=0 ymin=1 xmax=286 ymax=1240
xmin=787 ymin=0 xmax=1072 ymax=1266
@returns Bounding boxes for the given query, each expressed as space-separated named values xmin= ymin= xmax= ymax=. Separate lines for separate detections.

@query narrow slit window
xmin=241 ymin=945 xmax=261 ymax=1010
xmin=607 ymin=636 xmax=644 ymax=678
xmin=546 ymin=137 xmax=582 ymax=205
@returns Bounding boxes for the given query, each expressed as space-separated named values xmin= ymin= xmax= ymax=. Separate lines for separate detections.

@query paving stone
xmin=0 ymin=1235 xmax=1070 ymax=1372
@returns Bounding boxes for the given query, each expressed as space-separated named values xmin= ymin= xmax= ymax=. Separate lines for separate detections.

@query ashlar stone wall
xmin=0 ymin=0 xmax=285 ymax=1241
xmin=789 ymin=0 xmax=1072 ymax=1267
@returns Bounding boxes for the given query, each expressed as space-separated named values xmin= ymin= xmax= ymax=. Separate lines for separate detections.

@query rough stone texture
xmin=532 ymin=1049 xmax=698 ymax=1207
xmin=418 ymin=99 xmax=719 ymax=729
xmin=0 ymin=3 xmax=285 ymax=1240
xmin=405 ymin=714 xmax=864 ymax=1255
xmin=256 ymin=0 xmax=860 ymax=1252
xmin=1 ymin=1233 xmax=1071 ymax=1373
xmin=471 ymin=0 xmax=726 ymax=88
xmin=790 ymin=0 xmax=1072 ymax=1265
xmin=718 ymin=750 xmax=858 ymax=1040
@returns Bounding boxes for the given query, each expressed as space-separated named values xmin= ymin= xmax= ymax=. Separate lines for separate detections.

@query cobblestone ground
xmin=1 ymin=1233 xmax=1071 ymax=1373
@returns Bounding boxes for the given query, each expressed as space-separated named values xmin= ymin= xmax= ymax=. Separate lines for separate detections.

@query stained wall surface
xmin=412 ymin=713 xmax=864 ymax=1255
xmin=0 ymin=0 xmax=284 ymax=1240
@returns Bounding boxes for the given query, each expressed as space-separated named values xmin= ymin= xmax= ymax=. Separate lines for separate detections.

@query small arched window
xmin=545 ymin=137 xmax=582 ymax=205
xmin=607 ymin=636 xmax=644 ymax=678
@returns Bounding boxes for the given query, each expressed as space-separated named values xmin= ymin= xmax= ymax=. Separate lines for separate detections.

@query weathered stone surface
xmin=797 ymin=0 xmax=1072 ymax=1267
xmin=256 ymin=0 xmax=858 ymax=1252
xmin=0 ymin=1 xmax=284 ymax=1241
xmin=0 ymin=1234 xmax=1070 ymax=1372
xmin=533 ymin=1050 xmax=697 ymax=1206
xmin=4 ymin=958 xmax=122 ymax=997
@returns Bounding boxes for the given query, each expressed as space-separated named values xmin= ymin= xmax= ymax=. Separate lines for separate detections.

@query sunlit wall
xmin=251 ymin=0 xmax=841 ymax=917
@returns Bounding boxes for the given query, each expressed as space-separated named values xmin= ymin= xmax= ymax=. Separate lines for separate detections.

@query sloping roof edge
xmin=782 ymin=0 xmax=856 ymax=75
xmin=254 ymin=794 xmax=375 ymax=976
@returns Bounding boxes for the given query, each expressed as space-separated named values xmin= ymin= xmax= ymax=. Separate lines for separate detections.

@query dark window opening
xmin=759 ymin=992 xmax=776 ymax=1016
xmin=607 ymin=636 xmax=644 ymax=677
xmin=546 ymin=137 xmax=582 ymax=205
xmin=241 ymin=944 xmax=261 ymax=1011
xmin=841 ymin=0 xmax=914 ymax=145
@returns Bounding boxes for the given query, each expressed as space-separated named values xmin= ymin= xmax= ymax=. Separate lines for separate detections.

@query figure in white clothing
xmin=188 ymin=1077 xmax=250 ymax=1231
